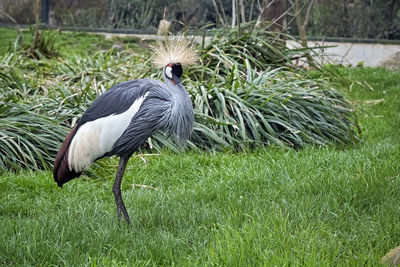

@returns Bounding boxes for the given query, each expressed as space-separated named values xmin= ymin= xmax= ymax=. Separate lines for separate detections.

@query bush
xmin=198 ymin=23 xmax=313 ymax=73
xmin=178 ymin=26 xmax=359 ymax=150
xmin=188 ymin=65 xmax=359 ymax=150
xmin=0 ymin=102 xmax=67 ymax=171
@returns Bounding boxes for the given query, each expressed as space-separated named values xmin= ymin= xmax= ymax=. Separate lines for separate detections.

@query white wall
xmin=288 ymin=40 xmax=400 ymax=67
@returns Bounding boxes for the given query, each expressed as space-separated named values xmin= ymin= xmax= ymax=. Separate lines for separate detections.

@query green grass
xmin=0 ymin=66 xmax=399 ymax=265
xmin=0 ymin=27 xmax=115 ymax=56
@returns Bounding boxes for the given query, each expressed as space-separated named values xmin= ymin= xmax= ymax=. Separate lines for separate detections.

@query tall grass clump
xmin=191 ymin=23 xmax=317 ymax=80
xmin=188 ymin=64 xmax=359 ymax=150
xmin=0 ymin=102 xmax=68 ymax=171
xmin=0 ymin=52 xmax=67 ymax=170
xmin=5 ymin=27 xmax=61 ymax=59
xmin=177 ymin=25 xmax=360 ymax=150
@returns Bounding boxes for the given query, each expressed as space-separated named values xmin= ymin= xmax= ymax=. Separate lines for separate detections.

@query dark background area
xmin=0 ymin=0 xmax=399 ymax=39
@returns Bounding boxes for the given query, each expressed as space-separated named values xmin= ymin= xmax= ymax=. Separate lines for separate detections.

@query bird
xmin=53 ymin=38 xmax=198 ymax=224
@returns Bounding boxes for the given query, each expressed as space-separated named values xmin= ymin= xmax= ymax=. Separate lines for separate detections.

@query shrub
xmin=0 ymin=102 xmax=68 ymax=171
xmin=188 ymin=64 xmax=359 ymax=150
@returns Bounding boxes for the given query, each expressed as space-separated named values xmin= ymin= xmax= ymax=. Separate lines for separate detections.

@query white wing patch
xmin=68 ymin=93 xmax=148 ymax=172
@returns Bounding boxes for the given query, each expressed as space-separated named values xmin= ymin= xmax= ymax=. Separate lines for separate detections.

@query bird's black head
xmin=165 ymin=63 xmax=183 ymax=85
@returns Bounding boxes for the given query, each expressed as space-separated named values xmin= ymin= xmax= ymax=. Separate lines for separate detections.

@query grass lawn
xmin=0 ymin=27 xmax=399 ymax=265
xmin=0 ymin=26 xmax=131 ymax=56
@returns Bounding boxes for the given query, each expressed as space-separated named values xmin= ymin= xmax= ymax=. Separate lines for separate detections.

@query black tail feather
xmin=53 ymin=127 xmax=81 ymax=187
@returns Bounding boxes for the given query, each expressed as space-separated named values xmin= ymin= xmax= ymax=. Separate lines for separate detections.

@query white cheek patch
xmin=165 ymin=66 xmax=172 ymax=79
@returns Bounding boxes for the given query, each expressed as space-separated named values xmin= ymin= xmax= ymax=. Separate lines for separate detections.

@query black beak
xmin=172 ymin=74 xmax=181 ymax=85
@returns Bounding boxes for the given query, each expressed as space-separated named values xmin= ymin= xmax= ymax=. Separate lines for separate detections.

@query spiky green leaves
xmin=189 ymin=66 xmax=359 ymax=150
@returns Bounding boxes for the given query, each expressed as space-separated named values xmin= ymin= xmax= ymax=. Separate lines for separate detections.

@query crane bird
xmin=53 ymin=38 xmax=198 ymax=224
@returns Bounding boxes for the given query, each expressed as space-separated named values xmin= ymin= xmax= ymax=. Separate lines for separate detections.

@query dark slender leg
xmin=112 ymin=156 xmax=131 ymax=224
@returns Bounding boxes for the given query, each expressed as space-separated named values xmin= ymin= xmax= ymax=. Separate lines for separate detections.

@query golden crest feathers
xmin=150 ymin=37 xmax=199 ymax=69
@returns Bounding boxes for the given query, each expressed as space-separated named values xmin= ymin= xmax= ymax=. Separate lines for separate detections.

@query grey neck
xmin=161 ymin=67 xmax=194 ymax=145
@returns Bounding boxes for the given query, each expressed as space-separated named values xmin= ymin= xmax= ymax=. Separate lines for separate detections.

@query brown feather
xmin=53 ymin=127 xmax=81 ymax=187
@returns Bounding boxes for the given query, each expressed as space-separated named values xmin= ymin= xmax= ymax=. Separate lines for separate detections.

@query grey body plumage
xmin=109 ymin=76 xmax=194 ymax=157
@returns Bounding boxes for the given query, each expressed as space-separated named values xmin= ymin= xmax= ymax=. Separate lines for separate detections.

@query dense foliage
xmin=0 ymin=27 xmax=360 ymax=171
xmin=184 ymin=25 xmax=359 ymax=150
xmin=300 ymin=0 xmax=400 ymax=39
xmin=0 ymin=0 xmax=399 ymax=39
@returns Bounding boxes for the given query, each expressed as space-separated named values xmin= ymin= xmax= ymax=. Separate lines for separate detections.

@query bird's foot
xmin=116 ymin=202 xmax=131 ymax=224
xmin=121 ymin=207 xmax=131 ymax=225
